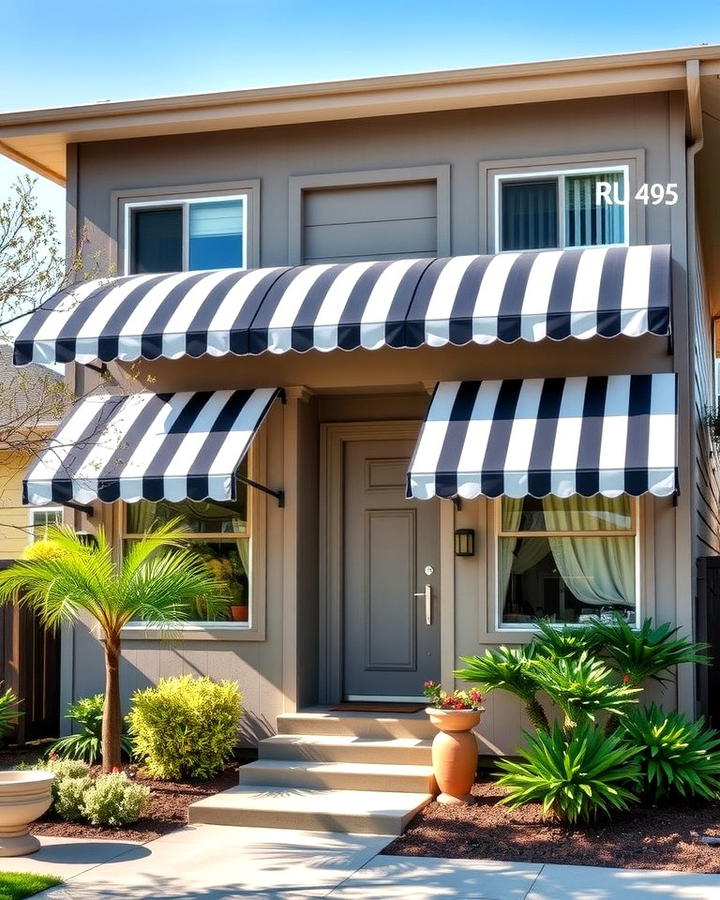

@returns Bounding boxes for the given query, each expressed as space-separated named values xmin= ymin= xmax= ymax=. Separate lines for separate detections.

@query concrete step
xmin=188 ymin=785 xmax=431 ymax=835
xmin=238 ymin=758 xmax=436 ymax=793
xmin=277 ymin=710 xmax=435 ymax=740
xmin=259 ymin=734 xmax=433 ymax=765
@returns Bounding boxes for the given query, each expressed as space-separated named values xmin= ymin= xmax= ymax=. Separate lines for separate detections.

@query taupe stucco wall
xmin=63 ymin=89 xmax=698 ymax=746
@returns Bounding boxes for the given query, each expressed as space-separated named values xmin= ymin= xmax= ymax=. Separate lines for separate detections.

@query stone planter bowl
xmin=0 ymin=770 xmax=54 ymax=856
xmin=426 ymin=707 xmax=483 ymax=804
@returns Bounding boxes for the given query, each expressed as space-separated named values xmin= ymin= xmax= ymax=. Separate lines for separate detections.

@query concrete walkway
xmin=1 ymin=825 xmax=720 ymax=899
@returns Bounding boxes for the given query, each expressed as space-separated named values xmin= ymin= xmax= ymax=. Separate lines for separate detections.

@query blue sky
xmin=1 ymin=0 xmax=719 ymax=251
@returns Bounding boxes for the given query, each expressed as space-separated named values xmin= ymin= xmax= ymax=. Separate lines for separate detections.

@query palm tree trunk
xmin=102 ymin=631 xmax=122 ymax=773
xmin=525 ymin=696 xmax=550 ymax=732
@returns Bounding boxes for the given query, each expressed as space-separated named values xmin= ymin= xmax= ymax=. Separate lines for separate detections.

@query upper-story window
xmin=127 ymin=196 xmax=247 ymax=274
xmin=497 ymin=167 xmax=628 ymax=252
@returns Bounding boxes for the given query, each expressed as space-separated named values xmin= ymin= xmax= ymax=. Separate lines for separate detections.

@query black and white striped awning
xmin=14 ymin=245 xmax=671 ymax=366
xmin=23 ymin=388 xmax=281 ymax=507
xmin=407 ymin=374 xmax=677 ymax=500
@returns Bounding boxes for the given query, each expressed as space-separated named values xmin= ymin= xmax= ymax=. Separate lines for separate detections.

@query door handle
xmin=414 ymin=584 xmax=432 ymax=626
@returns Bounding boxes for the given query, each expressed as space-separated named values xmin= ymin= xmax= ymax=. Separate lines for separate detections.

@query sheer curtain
xmin=565 ymin=172 xmax=624 ymax=247
xmin=542 ymin=495 xmax=635 ymax=608
xmin=498 ymin=498 xmax=523 ymax=602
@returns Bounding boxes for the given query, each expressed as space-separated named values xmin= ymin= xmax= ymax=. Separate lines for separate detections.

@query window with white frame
xmin=123 ymin=461 xmax=251 ymax=626
xmin=126 ymin=195 xmax=248 ymax=274
xmin=30 ymin=507 xmax=63 ymax=540
xmin=496 ymin=167 xmax=628 ymax=252
xmin=498 ymin=495 xmax=638 ymax=627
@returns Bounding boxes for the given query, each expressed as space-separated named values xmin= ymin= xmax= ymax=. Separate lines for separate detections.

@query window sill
xmin=120 ymin=622 xmax=265 ymax=642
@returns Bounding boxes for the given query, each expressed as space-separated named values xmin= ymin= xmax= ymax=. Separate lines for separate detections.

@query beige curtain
xmin=542 ymin=495 xmax=635 ymax=608
xmin=498 ymin=498 xmax=523 ymax=602
xmin=126 ymin=500 xmax=158 ymax=534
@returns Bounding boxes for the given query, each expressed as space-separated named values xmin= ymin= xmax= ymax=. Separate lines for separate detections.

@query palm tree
xmin=0 ymin=520 xmax=227 ymax=772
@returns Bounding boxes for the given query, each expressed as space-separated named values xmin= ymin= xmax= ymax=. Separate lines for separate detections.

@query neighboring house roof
xmin=0 ymin=343 xmax=68 ymax=448
xmin=1 ymin=44 xmax=719 ymax=185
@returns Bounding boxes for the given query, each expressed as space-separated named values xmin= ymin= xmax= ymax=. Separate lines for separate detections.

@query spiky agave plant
xmin=529 ymin=652 xmax=641 ymax=730
xmin=496 ymin=722 xmax=641 ymax=824
xmin=531 ymin=620 xmax=605 ymax=660
xmin=590 ymin=615 xmax=710 ymax=687
xmin=618 ymin=704 xmax=720 ymax=802
xmin=455 ymin=644 xmax=549 ymax=732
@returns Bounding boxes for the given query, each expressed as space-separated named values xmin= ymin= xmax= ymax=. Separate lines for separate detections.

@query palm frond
xmin=531 ymin=619 xmax=604 ymax=659
xmin=529 ymin=652 xmax=641 ymax=728
xmin=590 ymin=615 xmax=711 ymax=686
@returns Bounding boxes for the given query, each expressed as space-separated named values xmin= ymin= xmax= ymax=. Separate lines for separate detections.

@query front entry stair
xmin=189 ymin=708 xmax=436 ymax=835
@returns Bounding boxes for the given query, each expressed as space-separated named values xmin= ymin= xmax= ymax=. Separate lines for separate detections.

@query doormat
xmin=331 ymin=702 xmax=425 ymax=713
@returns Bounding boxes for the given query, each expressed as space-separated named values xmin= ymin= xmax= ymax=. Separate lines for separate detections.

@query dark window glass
xmin=131 ymin=207 xmax=183 ymax=274
xmin=501 ymin=181 xmax=558 ymax=251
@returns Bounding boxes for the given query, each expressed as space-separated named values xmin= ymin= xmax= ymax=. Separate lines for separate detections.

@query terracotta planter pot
xmin=0 ymin=770 xmax=54 ymax=856
xmin=230 ymin=604 xmax=249 ymax=623
xmin=426 ymin=707 xmax=483 ymax=805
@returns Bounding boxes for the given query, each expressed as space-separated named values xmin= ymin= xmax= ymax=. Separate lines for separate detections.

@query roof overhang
xmin=2 ymin=45 xmax=720 ymax=185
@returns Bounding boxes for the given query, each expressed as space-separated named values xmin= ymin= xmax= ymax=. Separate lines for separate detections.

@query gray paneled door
xmin=343 ymin=439 xmax=440 ymax=699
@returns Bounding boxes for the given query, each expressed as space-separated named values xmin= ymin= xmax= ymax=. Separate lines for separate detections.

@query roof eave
xmin=2 ymin=44 xmax=720 ymax=185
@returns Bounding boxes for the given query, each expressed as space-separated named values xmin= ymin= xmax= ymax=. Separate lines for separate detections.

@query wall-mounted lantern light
xmin=454 ymin=528 xmax=475 ymax=557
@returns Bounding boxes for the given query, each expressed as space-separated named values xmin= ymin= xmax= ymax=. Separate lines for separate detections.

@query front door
xmin=343 ymin=438 xmax=440 ymax=699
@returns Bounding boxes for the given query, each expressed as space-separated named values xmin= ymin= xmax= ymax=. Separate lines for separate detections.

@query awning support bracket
xmin=84 ymin=362 xmax=108 ymax=376
xmin=237 ymin=474 xmax=285 ymax=508
xmin=63 ymin=500 xmax=94 ymax=517
xmin=452 ymin=497 xmax=463 ymax=511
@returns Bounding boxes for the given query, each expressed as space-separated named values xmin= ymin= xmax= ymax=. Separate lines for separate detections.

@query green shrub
xmin=54 ymin=776 xmax=94 ymax=821
xmin=532 ymin=620 xmax=604 ymax=660
xmin=0 ymin=683 xmax=22 ymax=740
xmin=529 ymin=652 xmax=640 ymax=728
xmin=618 ymin=704 xmax=720 ymax=801
xmin=81 ymin=772 xmax=150 ymax=826
xmin=42 ymin=758 xmax=91 ymax=804
xmin=590 ymin=616 xmax=710 ymax=687
xmin=496 ymin=722 xmax=641 ymax=824
xmin=128 ymin=675 xmax=242 ymax=779
xmin=49 ymin=694 xmax=133 ymax=764
xmin=455 ymin=644 xmax=549 ymax=732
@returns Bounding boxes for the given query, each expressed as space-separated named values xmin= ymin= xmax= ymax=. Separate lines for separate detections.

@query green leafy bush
xmin=618 ymin=704 xmax=720 ymax=801
xmin=42 ymin=758 xmax=91 ymax=803
xmin=496 ymin=722 xmax=641 ymax=824
xmin=54 ymin=775 xmax=94 ymax=821
xmin=531 ymin=620 xmax=604 ymax=660
xmin=590 ymin=616 xmax=710 ymax=687
xmin=0 ymin=683 xmax=22 ymax=740
xmin=529 ymin=653 xmax=640 ymax=728
xmin=128 ymin=675 xmax=242 ymax=779
xmin=81 ymin=772 xmax=150 ymax=826
xmin=455 ymin=644 xmax=549 ymax=731
xmin=49 ymin=694 xmax=133 ymax=764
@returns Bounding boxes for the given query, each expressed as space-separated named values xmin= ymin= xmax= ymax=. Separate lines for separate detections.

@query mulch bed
xmin=0 ymin=745 xmax=244 ymax=844
xmin=384 ymin=774 xmax=720 ymax=873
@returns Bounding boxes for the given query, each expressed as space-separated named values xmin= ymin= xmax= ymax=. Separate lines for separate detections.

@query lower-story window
xmin=30 ymin=507 xmax=63 ymax=540
xmin=498 ymin=495 xmax=637 ymax=627
xmin=124 ymin=463 xmax=250 ymax=625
